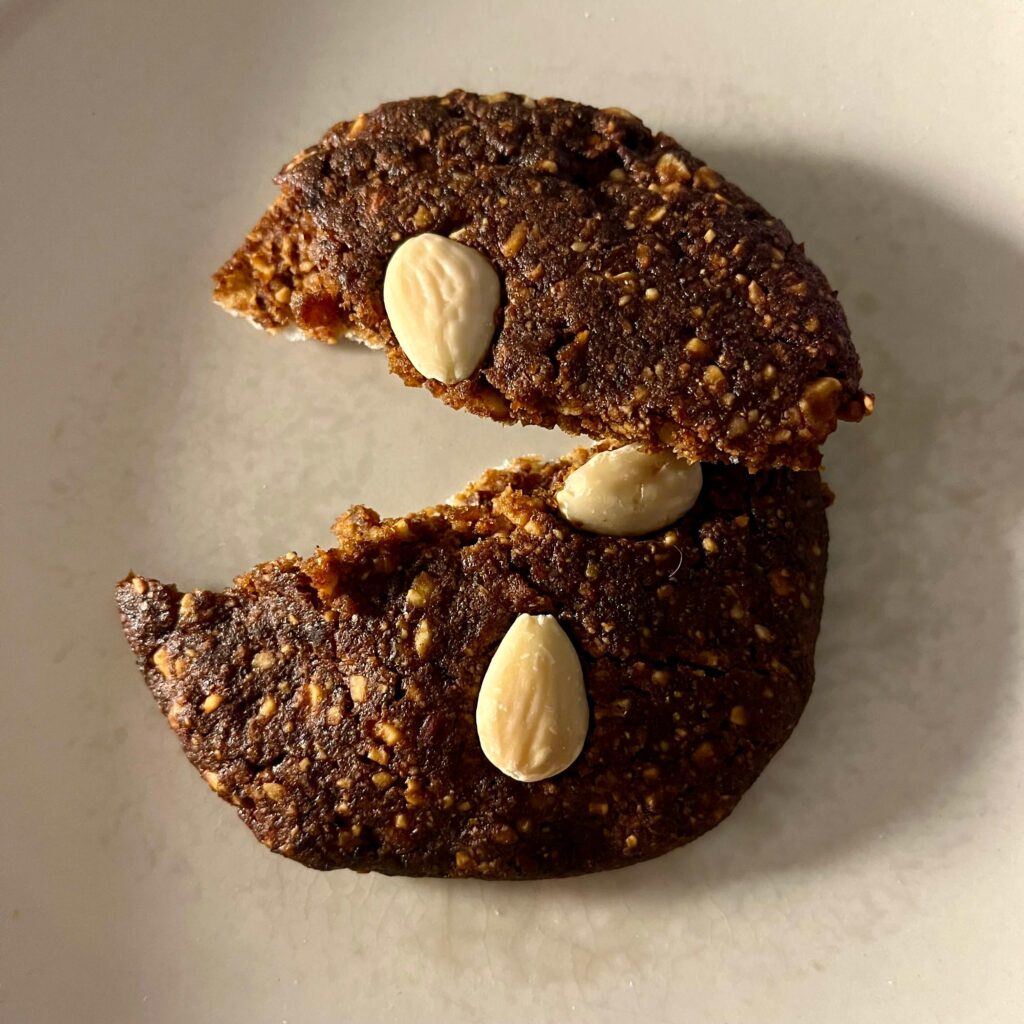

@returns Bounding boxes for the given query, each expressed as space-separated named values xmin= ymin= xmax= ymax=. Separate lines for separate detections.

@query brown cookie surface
xmin=116 ymin=451 xmax=829 ymax=879
xmin=213 ymin=90 xmax=870 ymax=470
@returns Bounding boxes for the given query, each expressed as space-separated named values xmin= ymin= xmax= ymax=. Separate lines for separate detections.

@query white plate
xmin=2 ymin=2 xmax=1022 ymax=1021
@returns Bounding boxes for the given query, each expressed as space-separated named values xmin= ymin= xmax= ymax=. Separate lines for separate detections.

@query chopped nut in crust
xmin=201 ymin=693 xmax=223 ymax=714
xmin=405 ymin=572 xmax=435 ymax=608
xmin=348 ymin=675 xmax=368 ymax=703
xmin=414 ymin=619 xmax=433 ymax=658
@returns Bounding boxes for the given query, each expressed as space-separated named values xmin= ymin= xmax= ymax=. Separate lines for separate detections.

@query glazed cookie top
xmin=213 ymin=90 xmax=871 ymax=470
xmin=116 ymin=450 xmax=829 ymax=879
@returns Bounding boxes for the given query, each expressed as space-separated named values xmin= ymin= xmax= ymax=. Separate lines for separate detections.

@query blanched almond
xmin=475 ymin=614 xmax=589 ymax=783
xmin=383 ymin=233 xmax=500 ymax=383
xmin=554 ymin=443 xmax=702 ymax=536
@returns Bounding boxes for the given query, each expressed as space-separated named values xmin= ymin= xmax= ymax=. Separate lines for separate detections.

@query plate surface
xmin=1 ymin=2 xmax=1022 ymax=1021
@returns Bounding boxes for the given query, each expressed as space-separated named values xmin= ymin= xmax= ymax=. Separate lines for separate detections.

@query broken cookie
xmin=213 ymin=90 xmax=870 ymax=470
xmin=116 ymin=449 xmax=829 ymax=879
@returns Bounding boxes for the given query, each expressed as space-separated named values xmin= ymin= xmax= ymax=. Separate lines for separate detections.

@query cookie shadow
xmin=0 ymin=0 xmax=61 ymax=55
xmin=553 ymin=148 xmax=1024 ymax=897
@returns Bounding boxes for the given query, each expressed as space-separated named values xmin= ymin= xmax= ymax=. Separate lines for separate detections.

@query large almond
xmin=383 ymin=232 xmax=501 ymax=383
xmin=555 ymin=443 xmax=703 ymax=536
xmin=475 ymin=614 xmax=589 ymax=783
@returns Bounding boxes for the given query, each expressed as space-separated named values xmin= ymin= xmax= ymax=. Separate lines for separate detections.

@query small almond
xmin=475 ymin=614 xmax=589 ymax=783
xmin=554 ymin=444 xmax=703 ymax=537
xmin=383 ymin=233 xmax=500 ymax=384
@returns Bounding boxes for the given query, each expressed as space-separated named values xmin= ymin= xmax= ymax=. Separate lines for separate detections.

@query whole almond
xmin=475 ymin=614 xmax=589 ymax=783
xmin=383 ymin=232 xmax=501 ymax=383
xmin=555 ymin=443 xmax=702 ymax=536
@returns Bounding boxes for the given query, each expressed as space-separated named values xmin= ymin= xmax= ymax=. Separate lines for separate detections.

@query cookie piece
xmin=213 ymin=90 xmax=870 ymax=470
xmin=116 ymin=449 xmax=829 ymax=879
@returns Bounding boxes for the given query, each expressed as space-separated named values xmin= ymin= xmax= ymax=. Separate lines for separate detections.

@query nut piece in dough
xmin=475 ymin=613 xmax=589 ymax=783
xmin=555 ymin=443 xmax=703 ymax=536
xmin=383 ymin=232 xmax=501 ymax=383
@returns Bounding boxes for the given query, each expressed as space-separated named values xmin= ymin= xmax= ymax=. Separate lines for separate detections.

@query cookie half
xmin=213 ymin=90 xmax=870 ymax=470
xmin=116 ymin=450 xmax=829 ymax=879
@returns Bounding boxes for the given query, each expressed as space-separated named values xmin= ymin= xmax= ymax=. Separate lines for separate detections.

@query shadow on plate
xmin=528 ymin=148 xmax=1024 ymax=898
xmin=0 ymin=0 xmax=62 ymax=55
xmin=101 ymin=141 xmax=1022 ymax=900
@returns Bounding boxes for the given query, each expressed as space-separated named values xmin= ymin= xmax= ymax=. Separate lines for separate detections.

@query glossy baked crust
xmin=116 ymin=450 xmax=829 ymax=878
xmin=213 ymin=90 xmax=870 ymax=469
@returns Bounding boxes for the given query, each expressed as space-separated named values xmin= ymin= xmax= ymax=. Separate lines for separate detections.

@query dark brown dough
xmin=213 ymin=90 xmax=870 ymax=470
xmin=116 ymin=450 xmax=830 ymax=879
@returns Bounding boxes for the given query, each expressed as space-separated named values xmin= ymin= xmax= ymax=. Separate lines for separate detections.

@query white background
xmin=1 ymin=1 xmax=1022 ymax=1021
